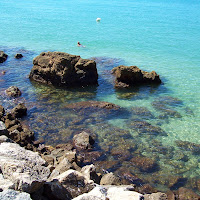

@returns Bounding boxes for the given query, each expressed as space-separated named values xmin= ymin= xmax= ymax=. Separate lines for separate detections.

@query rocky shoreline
xmin=1 ymin=50 xmax=200 ymax=199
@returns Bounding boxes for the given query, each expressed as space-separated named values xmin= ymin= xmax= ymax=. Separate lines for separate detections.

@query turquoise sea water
xmin=1 ymin=0 xmax=200 ymax=192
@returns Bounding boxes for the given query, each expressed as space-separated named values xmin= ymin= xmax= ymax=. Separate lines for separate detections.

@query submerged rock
xmin=0 ymin=51 xmax=8 ymax=63
xmin=176 ymin=187 xmax=200 ymax=200
xmin=65 ymin=101 xmax=120 ymax=110
xmin=130 ymin=155 xmax=159 ymax=173
xmin=128 ymin=120 xmax=167 ymax=136
xmin=152 ymin=96 xmax=183 ymax=118
xmin=130 ymin=106 xmax=154 ymax=120
xmin=0 ymin=142 xmax=50 ymax=193
xmin=112 ymin=65 xmax=161 ymax=88
xmin=5 ymin=86 xmax=22 ymax=97
xmin=175 ymin=140 xmax=200 ymax=154
xmin=29 ymin=51 xmax=98 ymax=87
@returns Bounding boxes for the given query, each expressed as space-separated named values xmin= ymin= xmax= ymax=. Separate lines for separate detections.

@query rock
xmin=100 ymin=172 xmax=121 ymax=186
xmin=65 ymin=101 xmax=120 ymax=110
xmin=73 ymin=131 xmax=95 ymax=150
xmin=0 ymin=142 xmax=50 ymax=193
xmin=0 ymin=122 xmax=9 ymax=137
xmin=50 ymin=169 xmax=95 ymax=198
xmin=0 ymin=174 xmax=15 ymax=191
xmin=130 ymin=155 xmax=159 ymax=173
xmin=15 ymin=53 xmax=23 ymax=59
xmin=50 ymin=158 xmax=73 ymax=179
xmin=131 ymin=107 xmax=154 ymax=120
xmin=143 ymin=192 xmax=168 ymax=200
xmin=0 ymin=135 xmax=13 ymax=144
xmin=72 ymin=185 xmax=143 ymax=200
xmin=11 ymin=103 xmax=27 ymax=118
xmin=81 ymin=164 xmax=101 ymax=184
xmin=112 ymin=65 xmax=161 ymax=88
xmin=6 ymin=86 xmax=22 ymax=97
xmin=0 ymin=105 xmax=5 ymax=119
xmin=0 ymin=51 xmax=8 ymax=63
xmin=177 ymin=187 xmax=200 ymax=200
xmin=175 ymin=140 xmax=200 ymax=155
xmin=43 ymin=181 xmax=72 ymax=200
xmin=29 ymin=51 xmax=98 ymax=87
xmin=128 ymin=120 xmax=167 ymax=136
xmin=0 ymin=189 xmax=32 ymax=200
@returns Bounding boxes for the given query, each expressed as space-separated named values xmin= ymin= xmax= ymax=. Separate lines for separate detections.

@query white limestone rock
xmin=72 ymin=185 xmax=143 ymax=200
xmin=0 ymin=189 xmax=32 ymax=200
xmin=0 ymin=142 xmax=50 ymax=193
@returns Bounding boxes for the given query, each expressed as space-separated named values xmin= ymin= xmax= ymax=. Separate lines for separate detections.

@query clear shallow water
xmin=0 ymin=0 xmax=200 ymax=193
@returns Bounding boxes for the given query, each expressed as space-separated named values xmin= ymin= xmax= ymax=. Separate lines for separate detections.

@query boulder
xmin=73 ymin=131 xmax=95 ymax=150
xmin=0 ymin=174 xmax=15 ymax=191
xmin=11 ymin=103 xmax=27 ymax=118
xmin=130 ymin=155 xmax=159 ymax=173
xmin=72 ymin=185 xmax=143 ymax=200
xmin=143 ymin=192 xmax=168 ymax=200
xmin=15 ymin=53 xmax=23 ymax=59
xmin=81 ymin=164 xmax=101 ymax=184
xmin=100 ymin=172 xmax=121 ymax=186
xmin=0 ymin=189 xmax=32 ymax=200
xmin=6 ymin=86 xmax=21 ymax=97
xmin=0 ymin=142 xmax=50 ymax=193
xmin=0 ymin=105 xmax=5 ymax=119
xmin=112 ymin=65 xmax=161 ymax=88
xmin=176 ymin=187 xmax=200 ymax=200
xmin=0 ymin=51 xmax=8 ymax=63
xmin=50 ymin=169 xmax=95 ymax=198
xmin=0 ymin=122 xmax=9 ymax=137
xmin=0 ymin=135 xmax=13 ymax=144
xmin=29 ymin=52 xmax=98 ymax=87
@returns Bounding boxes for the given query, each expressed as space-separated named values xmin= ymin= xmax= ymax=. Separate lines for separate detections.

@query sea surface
xmin=0 ymin=0 xmax=200 ymax=193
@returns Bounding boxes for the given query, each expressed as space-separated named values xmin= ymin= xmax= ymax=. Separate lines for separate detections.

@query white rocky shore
xmin=0 ymin=139 xmax=173 ymax=200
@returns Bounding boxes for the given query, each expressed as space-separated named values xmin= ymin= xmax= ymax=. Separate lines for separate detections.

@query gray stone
xmin=0 ymin=142 xmax=50 ymax=193
xmin=0 ymin=135 xmax=13 ymax=144
xmin=0 ymin=122 xmax=8 ymax=137
xmin=72 ymin=185 xmax=143 ymax=200
xmin=50 ymin=169 xmax=95 ymax=198
xmin=0 ymin=189 xmax=32 ymax=200
xmin=0 ymin=174 xmax=15 ymax=191
xmin=73 ymin=131 xmax=95 ymax=150
xmin=100 ymin=172 xmax=121 ymax=186
xmin=144 ymin=192 xmax=168 ymax=200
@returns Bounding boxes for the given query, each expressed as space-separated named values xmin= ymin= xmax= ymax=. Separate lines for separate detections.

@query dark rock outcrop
xmin=29 ymin=52 xmax=98 ymax=87
xmin=0 ymin=51 xmax=8 ymax=63
xmin=11 ymin=103 xmax=27 ymax=118
xmin=6 ymin=86 xmax=22 ymax=97
xmin=15 ymin=53 xmax=23 ymax=59
xmin=112 ymin=65 xmax=161 ymax=88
